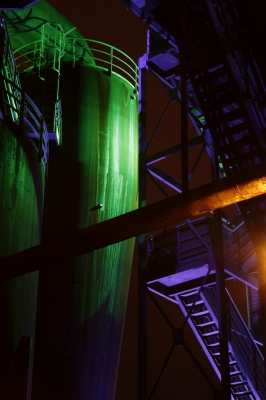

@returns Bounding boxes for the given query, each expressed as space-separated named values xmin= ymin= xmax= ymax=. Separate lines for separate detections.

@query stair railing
xmin=39 ymin=22 xmax=65 ymax=77
xmin=226 ymin=289 xmax=265 ymax=397
xmin=0 ymin=12 xmax=48 ymax=167
xmin=0 ymin=74 xmax=49 ymax=167
xmin=67 ymin=38 xmax=139 ymax=92
xmin=204 ymin=285 xmax=266 ymax=399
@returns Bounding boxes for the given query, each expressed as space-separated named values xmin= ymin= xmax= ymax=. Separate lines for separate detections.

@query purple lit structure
xmin=121 ymin=0 xmax=266 ymax=398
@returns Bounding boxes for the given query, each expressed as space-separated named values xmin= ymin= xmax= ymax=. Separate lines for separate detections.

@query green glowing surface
xmin=0 ymin=122 xmax=43 ymax=257
xmin=34 ymin=64 xmax=138 ymax=399
xmin=0 ymin=121 xmax=44 ymax=398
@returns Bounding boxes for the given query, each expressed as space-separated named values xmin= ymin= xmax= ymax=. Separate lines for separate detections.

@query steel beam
xmin=147 ymin=165 xmax=182 ymax=193
xmin=1 ymin=163 xmax=266 ymax=282
xmin=213 ymin=209 xmax=231 ymax=399
xmin=138 ymin=62 xmax=148 ymax=400
xmin=146 ymin=136 xmax=203 ymax=166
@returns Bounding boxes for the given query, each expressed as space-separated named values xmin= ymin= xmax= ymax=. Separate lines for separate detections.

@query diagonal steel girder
xmin=1 ymin=163 xmax=266 ymax=282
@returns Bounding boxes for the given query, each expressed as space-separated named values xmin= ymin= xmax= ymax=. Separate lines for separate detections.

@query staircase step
xmin=230 ymin=380 xmax=248 ymax=387
xmin=209 ymin=346 xmax=220 ymax=357
xmin=214 ymin=108 xmax=244 ymax=125
xmin=194 ymin=65 xmax=227 ymax=85
xmin=195 ymin=320 xmax=216 ymax=328
xmin=201 ymin=80 xmax=233 ymax=98
xmin=230 ymin=369 xmax=242 ymax=377
xmin=205 ymin=338 xmax=220 ymax=347
xmin=190 ymin=309 xmax=210 ymax=317
xmin=182 ymin=299 xmax=204 ymax=307
xmin=204 ymin=93 xmax=239 ymax=111
xmin=219 ymin=134 xmax=251 ymax=152
xmin=231 ymin=388 xmax=253 ymax=396
xmin=210 ymin=350 xmax=220 ymax=357
xmin=179 ymin=290 xmax=199 ymax=298
xmin=201 ymin=330 xmax=219 ymax=337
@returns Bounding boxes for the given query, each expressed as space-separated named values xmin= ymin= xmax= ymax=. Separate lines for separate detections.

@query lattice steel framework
xmin=120 ymin=0 xmax=266 ymax=398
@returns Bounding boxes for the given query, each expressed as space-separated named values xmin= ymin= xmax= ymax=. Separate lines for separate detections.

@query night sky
xmin=41 ymin=1 xmax=244 ymax=398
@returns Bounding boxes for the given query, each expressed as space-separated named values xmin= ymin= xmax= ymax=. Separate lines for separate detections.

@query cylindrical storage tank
xmin=6 ymin=2 xmax=138 ymax=398
xmin=29 ymin=59 xmax=138 ymax=399
xmin=0 ymin=120 xmax=44 ymax=399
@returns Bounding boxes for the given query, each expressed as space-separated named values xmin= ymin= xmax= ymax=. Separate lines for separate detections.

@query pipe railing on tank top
xmin=15 ymin=37 xmax=138 ymax=93
xmin=13 ymin=40 xmax=42 ymax=72
xmin=67 ymin=38 xmax=139 ymax=92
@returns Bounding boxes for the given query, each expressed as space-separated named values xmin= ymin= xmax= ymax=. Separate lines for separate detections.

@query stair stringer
xmin=202 ymin=286 xmax=265 ymax=399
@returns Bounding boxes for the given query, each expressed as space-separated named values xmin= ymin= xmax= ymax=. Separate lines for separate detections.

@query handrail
xmin=227 ymin=288 xmax=265 ymax=397
xmin=14 ymin=37 xmax=139 ymax=92
xmin=0 ymin=12 xmax=48 ymax=168
xmin=53 ymin=99 xmax=62 ymax=145
xmin=204 ymin=285 xmax=266 ymax=398
xmin=81 ymin=39 xmax=138 ymax=91
xmin=14 ymin=40 xmax=43 ymax=72
xmin=0 ymin=74 xmax=49 ymax=167
xmin=0 ymin=14 xmax=21 ymax=89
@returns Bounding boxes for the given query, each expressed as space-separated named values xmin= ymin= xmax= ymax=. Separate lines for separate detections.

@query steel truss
xmin=134 ymin=0 xmax=266 ymax=398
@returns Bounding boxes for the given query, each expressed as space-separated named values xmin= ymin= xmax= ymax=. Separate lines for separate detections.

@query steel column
xmin=212 ymin=144 xmax=231 ymax=399
xmin=180 ymin=0 xmax=188 ymax=192
xmin=138 ymin=60 xmax=147 ymax=400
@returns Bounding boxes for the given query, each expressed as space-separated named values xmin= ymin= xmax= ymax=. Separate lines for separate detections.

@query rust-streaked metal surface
xmin=0 ymin=162 xmax=266 ymax=282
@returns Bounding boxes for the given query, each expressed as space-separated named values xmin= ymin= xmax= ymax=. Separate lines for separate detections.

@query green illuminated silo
xmin=0 ymin=120 xmax=44 ymax=399
xmin=7 ymin=3 xmax=138 ymax=398
xmin=31 ymin=63 xmax=138 ymax=400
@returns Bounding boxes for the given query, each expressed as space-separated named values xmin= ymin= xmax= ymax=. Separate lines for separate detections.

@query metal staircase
xmin=13 ymin=21 xmax=64 ymax=146
xmin=175 ymin=286 xmax=265 ymax=399
xmin=37 ymin=22 xmax=63 ymax=145
xmin=37 ymin=66 xmax=61 ymax=143
xmin=0 ymin=11 xmax=49 ymax=167
xmin=147 ymin=210 xmax=265 ymax=399
xmin=122 ymin=0 xmax=266 ymax=399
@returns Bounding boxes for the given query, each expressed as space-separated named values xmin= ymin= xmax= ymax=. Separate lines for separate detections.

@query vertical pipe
xmin=138 ymin=62 xmax=147 ymax=400
xmin=211 ymin=144 xmax=231 ymax=399
xmin=181 ymin=71 xmax=188 ymax=192
xmin=214 ymin=209 xmax=231 ymax=399
xmin=180 ymin=1 xmax=188 ymax=193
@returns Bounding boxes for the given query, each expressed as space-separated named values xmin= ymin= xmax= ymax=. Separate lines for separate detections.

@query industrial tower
xmin=1 ymin=0 xmax=266 ymax=399
xmin=0 ymin=1 xmax=138 ymax=399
